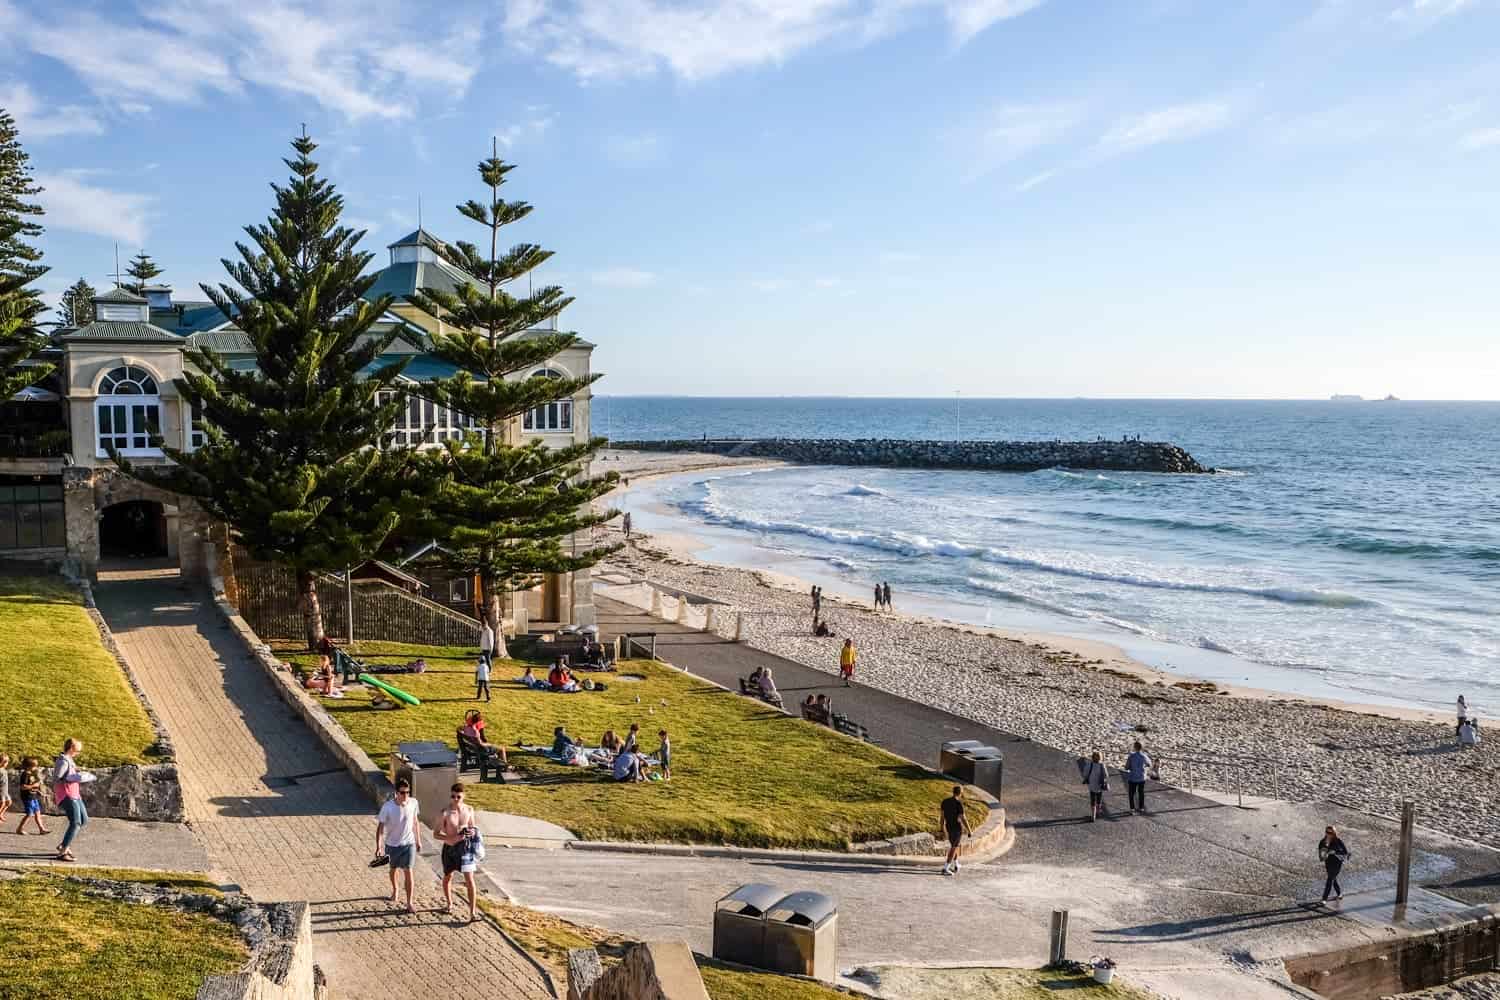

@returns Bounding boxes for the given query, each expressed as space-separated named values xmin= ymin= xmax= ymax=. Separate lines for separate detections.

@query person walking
xmin=839 ymin=638 xmax=857 ymax=687
xmin=1457 ymin=695 xmax=1469 ymax=738
xmin=474 ymin=654 xmax=491 ymax=702
xmin=940 ymin=785 xmax=972 ymax=876
xmin=374 ymin=778 xmax=422 ymax=912
xmin=873 ymin=583 xmax=883 ymax=610
xmin=1083 ymin=751 xmax=1109 ymax=822
xmin=1319 ymin=825 xmax=1351 ymax=903
xmin=52 ymin=738 xmax=93 ymax=862
xmin=882 ymin=582 xmax=892 ymax=612
xmin=479 ymin=619 xmax=495 ymax=663
xmin=622 ymin=511 xmax=633 ymax=539
xmin=14 ymin=757 xmax=48 ymax=836
xmin=1124 ymin=741 xmax=1151 ymax=814
xmin=0 ymin=753 xmax=10 ymax=825
xmin=811 ymin=585 xmax=821 ymax=622
xmin=434 ymin=783 xmax=479 ymax=921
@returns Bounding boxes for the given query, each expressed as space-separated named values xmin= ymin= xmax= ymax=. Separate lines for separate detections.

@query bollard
xmin=1048 ymin=910 xmax=1069 ymax=966
xmin=1396 ymin=800 xmax=1415 ymax=905
xmin=734 ymin=612 xmax=743 ymax=642
xmin=650 ymin=588 xmax=663 ymax=617
xmin=675 ymin=597 xmax=687 ymax=624
xmin=1235 ymin=767 xmax=1243 ymax=808
xmin=703 ymin=605 xmax=716 ymax=633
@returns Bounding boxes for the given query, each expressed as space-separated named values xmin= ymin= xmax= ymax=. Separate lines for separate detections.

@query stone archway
xmin=99 ymin=499 xmax=168 ymax=558
xmin=65 ymin=468 xmax=217 ymax=582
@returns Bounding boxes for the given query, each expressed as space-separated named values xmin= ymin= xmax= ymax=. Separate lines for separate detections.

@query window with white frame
xmin=376 ymin=389 xmax=479 ymax=448
xmin=95 ymin=365 xmax=163 ymax=457
xmin=448 ymin=577 xmax=470 ymax=604
xmin=189 ymin=399 xmax=206 ymax=449
xmin=522 ymin=368 xmax=573 ymax=433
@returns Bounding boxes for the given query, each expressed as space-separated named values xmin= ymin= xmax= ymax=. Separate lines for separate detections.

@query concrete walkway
xmin=579 ymin=596 xmax=1500 ymax=996
xmin=93 ymin=569 xmax=551 ymax=1000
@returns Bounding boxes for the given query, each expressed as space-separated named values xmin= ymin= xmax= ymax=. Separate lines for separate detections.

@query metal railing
xmin=1151 ymin=753 xmax=1287 ymax=808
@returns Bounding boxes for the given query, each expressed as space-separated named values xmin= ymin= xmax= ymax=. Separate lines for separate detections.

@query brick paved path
xmin=94 ymin=570 xmax=551 ymax=999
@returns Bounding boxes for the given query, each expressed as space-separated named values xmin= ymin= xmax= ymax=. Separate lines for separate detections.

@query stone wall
xmin=610 ymin=438 xmax=1210 ymax=474
xmin=568 ymin=941 xmax=711 ymax=1000
xmin=1284 ymin=909 xmax=1500 ymax=1000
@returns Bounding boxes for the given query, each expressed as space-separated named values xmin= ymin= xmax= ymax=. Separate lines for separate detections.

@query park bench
xmin=832 ymin=713 xmax=870 ymax=742
xmin=736 ymin=676 xmax=783 ymax=708
xmin=800 ymin=702 xmax=832 ymax=726
xmin=456 ymin=728 xmax=508 ymax=782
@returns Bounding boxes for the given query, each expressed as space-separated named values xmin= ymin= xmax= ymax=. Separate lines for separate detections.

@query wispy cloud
xmin=36 ymin=173 xmax=153 ymax=245
xmin=962 ymin=101 xmax=1083 ymax=180
xmin=592 ymin=267 xmax=658 ymax=288
xmin=498 ymin=105 xmax=557 ymax=149
xmin=5 ymin=0 xmax=479 ymax=120
xmin=1013 ymin=168 xmax=1057 ymax=192
xmin=1389 ymin=0 xmax=1476 ymax=24
xmin=1095 ymin=101 xmax=1234 ymax=156
xmin=0 ymin=81 xmax=104 ymax=139
xmin=603 ymin=133 xmax=665 ymax=167
xmin=504 ymin=0 xmax=1048 ymax=82
xmin=1458 ymin=126 xmax=1500 ymax=150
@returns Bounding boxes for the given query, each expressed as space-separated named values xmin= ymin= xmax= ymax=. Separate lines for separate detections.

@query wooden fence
xmin=228 ymin=549 xmax=482 ymax=648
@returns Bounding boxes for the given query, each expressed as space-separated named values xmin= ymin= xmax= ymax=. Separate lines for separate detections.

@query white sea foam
xmin=844 ymin=484 xmax=887 ymax=497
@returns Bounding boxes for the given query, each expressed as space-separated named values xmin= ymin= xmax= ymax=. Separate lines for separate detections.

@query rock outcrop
xmin=610 ymin=438 xmax=1211 ymax=474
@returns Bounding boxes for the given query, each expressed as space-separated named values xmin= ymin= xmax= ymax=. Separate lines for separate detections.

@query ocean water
xmin=598 ymin=398 xmax=1500 ymax=714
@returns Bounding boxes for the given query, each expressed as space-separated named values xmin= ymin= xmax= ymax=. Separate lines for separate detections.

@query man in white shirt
xmin=375 ymin=779 xmax=422 ymax=911
xmin=480 ymin=621 xmax=495 ymax=660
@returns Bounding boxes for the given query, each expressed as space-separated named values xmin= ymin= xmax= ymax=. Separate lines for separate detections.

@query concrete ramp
xmin=477 ymin=810 xmax=577 ymax=850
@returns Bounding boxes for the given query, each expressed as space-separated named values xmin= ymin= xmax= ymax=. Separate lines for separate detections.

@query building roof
xmin=365 ymin=260 xmax=468 ymax=302
xmin=60 ymin=320 xmax=183 ymax=344
xmin=149 ymin=302 xmax=230 ymax=336
xmin=387 ymin=228 xmax=447 ymax=250
xmin=185 ymin=329 xmax=254 ymax=354
xmin=94 ymin=287 xmax=149 ymax=305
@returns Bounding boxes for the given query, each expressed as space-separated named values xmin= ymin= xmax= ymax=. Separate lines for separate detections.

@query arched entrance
xmin=100 ymin=499 xmax=168 ymax=559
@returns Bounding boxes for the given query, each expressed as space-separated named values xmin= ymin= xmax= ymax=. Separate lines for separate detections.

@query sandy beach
xmin=595 ymin=450 xmax=1500 ymax=850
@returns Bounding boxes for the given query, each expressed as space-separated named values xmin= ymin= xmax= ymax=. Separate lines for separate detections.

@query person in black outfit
xmin=1319 ymin=825 xmax=1350 ymax=902
xmin=940 ymin=785 xmax=972 ymax=876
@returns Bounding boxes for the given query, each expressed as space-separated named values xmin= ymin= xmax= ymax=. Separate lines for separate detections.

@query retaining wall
xmin=1285 ymin=908 xmax=1500 ymax=999
xmin=568 ymin=941 xmax=711 ymax=1000
xmin=610 ymin=438 xmax=1210 ymax=473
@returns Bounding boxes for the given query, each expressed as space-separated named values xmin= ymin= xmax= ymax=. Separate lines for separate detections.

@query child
xmin=0 ymin=753 xmax=11 ymax=823
xmin=657 ymin=729 xmax=672 ymax=782
xmin=475 ymin=654 xmax=491 ymax=702
xmin=15 ymin=757 xmax=48 ymax=835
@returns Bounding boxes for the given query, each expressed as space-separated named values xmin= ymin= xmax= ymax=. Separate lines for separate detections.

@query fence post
xmin=1396 ymin=800 xmax=1416 ymax=906
xmin=344 ymin=566 xmax=355 ymax=644
xmin=734 ymin=612 xmax=743 ymax=642
xmin=1048 ymin=910 xmax=1069 ymax=966
xmin=1235 ymin=767 xmax=1243 ymax=808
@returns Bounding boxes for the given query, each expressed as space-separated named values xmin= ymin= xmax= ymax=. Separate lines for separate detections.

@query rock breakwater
xmin=610 ymin=437 xmax=1210 ymax=473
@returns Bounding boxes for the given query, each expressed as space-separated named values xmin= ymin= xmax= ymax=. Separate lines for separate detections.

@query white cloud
xmin=604 ymin=133 xmax=665 ymax=167
xmin=497 ymin=106 xmax=557 ymax=149
xmin=1014 ymin=168 xmax=1057 ymax=192
xmin=6 ymin=0 xmax=479 ymax=120
xmin=962 ymin=101 xmax=1082 ymax=180
xmin=1096 ymin=101 xmax=1234 ymax=156
xmin=1458 ymin=126 xmax=1500 ymax=150
xmin=592 ymin=267 xmax=657 ymax=288
xmin=35 ymin=173 xmax=153 ymax=245
xmin=1389 ymin=0 xmax=1475 ymax=23
xmin=506 ymin=0 xmax=1047 ymax=82
xmin=0 ymin=80 xmax=103 ymax=139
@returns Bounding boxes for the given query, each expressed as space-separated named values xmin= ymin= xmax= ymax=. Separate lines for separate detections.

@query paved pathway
xmin=94 ymin=569 xmax=551 ymax=1000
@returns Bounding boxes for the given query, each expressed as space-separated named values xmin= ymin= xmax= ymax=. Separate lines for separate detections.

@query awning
xmin=9 ymin=385 xmax=60 ymax=402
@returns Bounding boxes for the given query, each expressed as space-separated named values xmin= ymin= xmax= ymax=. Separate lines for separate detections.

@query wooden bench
xmin=832 ymin=713 xmax=870 ymax=742
xmin=456 ymin=729 xmax=507 ymax=782
xmin=737 ymin=676 xmax=784 ymax=708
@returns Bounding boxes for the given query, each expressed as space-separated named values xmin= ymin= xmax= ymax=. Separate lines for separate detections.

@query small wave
xmin=844 ymin=484 xmax=887 ymax=497
xmin=1319 ymin=530 xmax=1500 ymax=563
xmin=1197 ymin=637 xmax=1237 ymax=654
xmin=1064 ymin=509 xmax=1260 ymax=540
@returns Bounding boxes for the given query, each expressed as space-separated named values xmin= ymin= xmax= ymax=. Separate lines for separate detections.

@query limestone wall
xmin=610 ymin=438 xmax=1210 ymax=474
xmin=568 ymin=941 xmax=711 ymax=1000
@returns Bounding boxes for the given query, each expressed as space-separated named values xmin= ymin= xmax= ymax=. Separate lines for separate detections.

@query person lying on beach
xmin=814 ymin=620 xmax=833 ymax=637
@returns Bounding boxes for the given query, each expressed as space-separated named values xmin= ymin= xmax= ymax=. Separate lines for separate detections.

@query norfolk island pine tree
xmin=115 ymin=131 xmax=416 ymax=648
xmin=59 ymin=277 xmax=97 ymax=327
xmin=0 ymin=107 xmax=53 ymax=399
xmin=405 ymin=143 xmax=619 ymax=655
xmin=125 ymin=251 xmax=163 ymax=295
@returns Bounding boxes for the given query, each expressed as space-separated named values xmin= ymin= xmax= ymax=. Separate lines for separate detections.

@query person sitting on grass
xmin=613 ymin=748 xmax=646 ymax=783
xmin=622 ymin=723 xmax=641 ymax=755
xmin=461 ymin=711 xmax=507 ymax=766
xmin=306 ymin=655 xmax=343 ymax=696
xmin=519 ymin=666 xmax=544 ymax=689
xmin=757 ymin=666 xmax=784 ymax=707
xmin=601 ymin=729 xmax=623 ymax=755
xmin=552 ymin=726 xmax=577 ymax=758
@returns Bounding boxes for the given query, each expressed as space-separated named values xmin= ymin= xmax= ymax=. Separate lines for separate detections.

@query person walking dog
xmin=1319 ymin=825 xmax=1351 ymax=903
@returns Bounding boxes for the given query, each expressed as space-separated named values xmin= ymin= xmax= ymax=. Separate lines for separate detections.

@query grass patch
xmin=479 ymin=900 xmax=847 ymax=1000
xmin=0 ymin=577 xmax=157 ymax=766
xmin=284 ymin=641 xmax=981 ymax=850
xmin=0 ymin=868 xmax=247 ymax=1000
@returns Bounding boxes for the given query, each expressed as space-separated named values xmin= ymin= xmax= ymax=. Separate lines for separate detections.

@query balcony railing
xmin=0 ymin=428 xmax=70 ymax=458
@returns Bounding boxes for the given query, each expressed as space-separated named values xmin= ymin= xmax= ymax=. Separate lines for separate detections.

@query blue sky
xmin=3 ymin=0 xmax=1498 ymax=399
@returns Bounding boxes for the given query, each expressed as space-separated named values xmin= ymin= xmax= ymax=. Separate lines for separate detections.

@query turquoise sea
xmin=599 ymin=397 xmax=1500 ymax=714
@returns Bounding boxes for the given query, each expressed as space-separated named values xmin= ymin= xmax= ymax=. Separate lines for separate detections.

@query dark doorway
xmin=100 ymin=500 xmax=167 ymax=558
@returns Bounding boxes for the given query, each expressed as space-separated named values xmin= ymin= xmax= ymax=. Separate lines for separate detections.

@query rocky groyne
xmin=609 ymin=438 xmax=1210 ymax=473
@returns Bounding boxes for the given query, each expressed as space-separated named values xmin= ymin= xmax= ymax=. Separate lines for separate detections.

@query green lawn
xmin=287 ymin=641 xmax=982 ymax=850
xmin=0 ymin=577 xmax=158 ymax=766
xmin=0 ymin=868 xmax=247 ymax=1000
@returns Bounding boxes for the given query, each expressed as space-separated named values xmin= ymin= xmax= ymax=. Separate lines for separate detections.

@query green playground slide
xmin=358 ymin=673 xmax=421 ymax=706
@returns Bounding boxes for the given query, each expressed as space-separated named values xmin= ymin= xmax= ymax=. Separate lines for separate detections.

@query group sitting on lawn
xmin=543 ymin=723 xmax=671 ymax=782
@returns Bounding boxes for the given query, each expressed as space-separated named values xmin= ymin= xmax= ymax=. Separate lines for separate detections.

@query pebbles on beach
xmin=601 ymin=521 xmax=1500 ymax=850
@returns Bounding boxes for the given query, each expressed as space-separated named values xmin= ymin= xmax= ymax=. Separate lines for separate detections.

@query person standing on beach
xmin=374 ymin=778 xmax=421 ymax=912
xmin=812 ymin=585 xmax=822 ymax=622
xmin=940 ymin=785 xmax=972 ymax=876
xmin=1083 ymin=751 xmax=1109 ymax=822
xmin=839 ymin=639 xmax=857 ymax=686
xmin=1319 ymin=825 xmax=1350 ymax=903
xmin=1124 ymin=741 xmax=1151 ymax=814
xmin=623 ymin=511 xmax=633 ymax=539
xmin=873 ymin=583 xmax=883 ymax=610
xmin=1457 ymin=695 xmax=1469 ymax=737
xmin=882 ymin=582 xmax=892 ymax=611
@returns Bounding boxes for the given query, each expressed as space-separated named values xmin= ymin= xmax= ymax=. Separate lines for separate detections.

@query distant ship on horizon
xmin=1382 ymin=394 xmax=1400 ymax=401
xmin=1331 ymin=394 xmax=1363 ymax=401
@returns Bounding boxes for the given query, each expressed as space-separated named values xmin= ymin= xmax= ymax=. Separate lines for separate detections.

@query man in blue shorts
xmin=375 ymin=778 xmax=422 ymax=911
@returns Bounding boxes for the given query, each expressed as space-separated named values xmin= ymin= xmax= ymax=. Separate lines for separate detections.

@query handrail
xmin=1150 ymin=752 xmax=1284 ymax=807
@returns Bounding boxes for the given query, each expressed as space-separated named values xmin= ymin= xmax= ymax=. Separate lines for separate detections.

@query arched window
xmin=95 ymin=365 xmax=162 ymax=457
xmin=522 ymin=368 xmax=573 ymax=433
